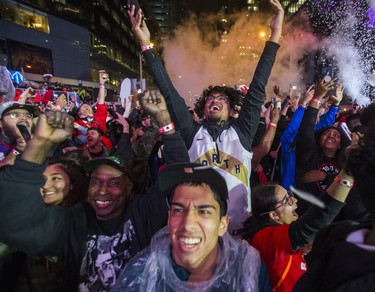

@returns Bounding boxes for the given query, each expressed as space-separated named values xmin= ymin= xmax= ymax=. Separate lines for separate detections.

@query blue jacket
xmin=280 ymin=105 xmax=338 ymax=189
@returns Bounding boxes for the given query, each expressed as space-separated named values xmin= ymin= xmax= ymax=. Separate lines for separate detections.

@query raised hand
xmin=314 ymin=73 xmax=336 ymax=100
xmin=139 ymin=90 xmax=173 ymax=130
xmin=114 ymin=113 xmax=131 ymax=134
xmin=301 ymin=85 xmax=315 ymax=107
xmin=18 ymin=87 xmax=36 ymax=104
xmin=269 ymin=0 xmax=284 ymax=43
xmin=270 ymin=103 xmax=281 ymax=124
xmin=330 ymin=83 xmax=344 ymax=106
xmin=128 ymin=6 xmax=151 ymax=46
xmin=33 ymin=111 xmax=74 ymax=144
xmin=22 ymin=111 xmax=74 ymax=164
xmin=139 ymin=90 xmax=168 ymax=117
xmin=55 ymin=94 xmax=67 ymax=110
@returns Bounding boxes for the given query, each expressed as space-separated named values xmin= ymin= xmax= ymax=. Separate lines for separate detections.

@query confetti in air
xmin=306 ymin=0 xmax=375 ymax=105
xmin=161 ymin=10 xmax=318 ymax=106
xmin=161 ymin=1 xmax=374 ymax=107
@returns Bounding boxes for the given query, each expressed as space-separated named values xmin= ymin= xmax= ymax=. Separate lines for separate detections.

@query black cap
xmin=83 ymin=156 xmax=129 ymax=176
xmin=158 ymin=162 xmax=228 ymax=215
xmin=0 ymin=101 xmax=37 ymax=119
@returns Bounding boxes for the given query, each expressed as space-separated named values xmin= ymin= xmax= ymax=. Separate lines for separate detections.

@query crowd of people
xmin=0 ymin=0 xmax=374 ymax=290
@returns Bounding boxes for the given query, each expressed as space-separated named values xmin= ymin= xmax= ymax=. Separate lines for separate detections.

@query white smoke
xmin=162 ymin=10 xmax=319 ymax=107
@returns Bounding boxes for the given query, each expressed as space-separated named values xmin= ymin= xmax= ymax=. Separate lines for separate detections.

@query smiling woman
xmin=12 ymin=155 xmax=89 ymax=291
xmin=40 ymin=157 xmax=89 ymax=207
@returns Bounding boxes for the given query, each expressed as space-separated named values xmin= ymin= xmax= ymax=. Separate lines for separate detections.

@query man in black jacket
xmin=0 ymin=91 xmax=189 ymax=291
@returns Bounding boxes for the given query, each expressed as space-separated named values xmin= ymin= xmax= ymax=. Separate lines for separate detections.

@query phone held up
xmin=17 ymin=124 xmax=32 ymax=142
xmin=127 ymin=0 xmax=144 ymax=20
xmin=108 ymin=108 xmax=118 ymax=120
xmin=337 ymin=122 xmax=352 ymax=146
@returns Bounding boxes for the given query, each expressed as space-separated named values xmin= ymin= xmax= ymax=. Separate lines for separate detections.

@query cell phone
xmin=17 ymin=124 xmax=31 ymax=142
xmin=337 ymin=122 xmax=352 ymax=144
xmin=127 ymin=0 xmax=143 ymax=18
xmin=322 ymin=67 xmax=333 ymax=82
xmin=108 ymin=108 xmax=118 ymax=119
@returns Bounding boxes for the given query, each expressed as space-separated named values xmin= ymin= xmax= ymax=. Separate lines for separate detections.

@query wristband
xmin=311 ymin=98 xmax=321 ymax=105
xmin=12 ymin=148 xmax=21 ymax=156
xmin=269 ymin=122 xmax=277 ymax=128
xmin=334 ymin=175 xmax=354 ymax=189
xmin=141 ymin=44 xmax=154 ymax=52
xmin=159 ymin=123 xmax=175 ymax=134
xmin=299 ymin=104 xmax=306 ymax=108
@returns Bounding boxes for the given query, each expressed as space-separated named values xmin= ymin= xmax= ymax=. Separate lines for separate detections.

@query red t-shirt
xmin=249 ymin=224 xmax=307 ymax=292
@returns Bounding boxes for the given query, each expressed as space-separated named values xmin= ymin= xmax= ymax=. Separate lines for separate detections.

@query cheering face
xmin=78 ymin=104 xmax=93 ymax=118
xmin=87 ymin=165 xmax=132 ymax=220
xmin=203 ymin=92 xmax=231 ymax=125
xmin=168 ymin=183 xmax=228 ymax=274
xmin=0 ymin=109 xmax=33 ymax=139
xmin=87 ymin=129 xmax=102 ymax=147
xmin=270 ymin=186 xmax=299 ymax=225
xmin=40 ymin=164 xmax=71 ymax=206
xmin=319 ymin=128 xmax=341 ymax=152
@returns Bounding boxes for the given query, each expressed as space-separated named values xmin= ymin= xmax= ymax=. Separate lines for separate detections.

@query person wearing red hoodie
xmin=72 ymin=72 xmax=112 ymax=149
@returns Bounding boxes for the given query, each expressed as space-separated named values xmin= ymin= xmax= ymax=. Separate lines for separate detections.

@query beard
xmin=2 ymin=122 xmax=34 ymax=144
xmin=2 ymin=124 xmax=19 ymax=144
xmin=206 ymin=115 xmax=222 ymax=124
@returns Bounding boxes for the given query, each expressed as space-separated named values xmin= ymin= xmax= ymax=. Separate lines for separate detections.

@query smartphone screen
xmin=17 ymin=124 xmax=31 ymax=142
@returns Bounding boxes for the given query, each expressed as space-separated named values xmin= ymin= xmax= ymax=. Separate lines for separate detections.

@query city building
xmin=0 ymin=0 xmax=161 ymax=100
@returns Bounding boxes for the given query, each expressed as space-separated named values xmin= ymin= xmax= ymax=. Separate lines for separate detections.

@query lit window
xmin=3 ymin=1 xmax=50 ymax=33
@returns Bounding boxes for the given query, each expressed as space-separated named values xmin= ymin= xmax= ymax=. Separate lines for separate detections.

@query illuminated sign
xmin=6 ymin=69 xmax=24 ymax=84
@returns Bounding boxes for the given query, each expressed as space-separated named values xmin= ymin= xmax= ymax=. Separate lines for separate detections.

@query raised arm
xmin=290 ymin=168 xmax=353 ymax=250
xmin=128 ymin=7 xmax=194 ymax=138
xmin=268 ymin=0 xmax=284 ymax=44
xmin=295 ymin=76 xmax=335 ymax=164
xmin=252 ymin=105 xmax=281 ymax=163
xmin=0 ymin=111 xmax=74 ymax=255
xmin=139 ymin=90 xmax=190 ymax=165
xmin=234 ymin=0 xmax=284 ymax=149
xmin=23 ymin=111 xmax=74 ymax=164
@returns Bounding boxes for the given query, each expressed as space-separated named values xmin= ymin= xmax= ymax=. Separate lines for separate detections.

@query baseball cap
xmin=158 ymin=162 xmax=228 ymax=215
xmin=83 ymin=156 xmax=130 ymax=177
xmin=0 ymin=101 xmax=37 ymax=119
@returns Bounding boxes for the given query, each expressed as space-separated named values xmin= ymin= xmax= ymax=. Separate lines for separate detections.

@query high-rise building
xmin=148 ymin=0 xmax=186 ymax=38
xmin=0 ymin=0 xmax=161 ymax=96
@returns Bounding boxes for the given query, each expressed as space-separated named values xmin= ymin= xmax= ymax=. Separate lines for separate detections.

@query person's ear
xmin=218 ymin=215 xmax=229 ymax=236
xmin=269 ymin=211 xmax=280 ymax=222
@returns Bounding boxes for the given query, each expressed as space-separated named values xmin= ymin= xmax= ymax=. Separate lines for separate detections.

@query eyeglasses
xmin=4 ymin=112 xmax=33 ymax=119
xmin=260 ymin=191 xmax=295 ymax=216
xmin=205 ymin=95 xmax=229 ymax=103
